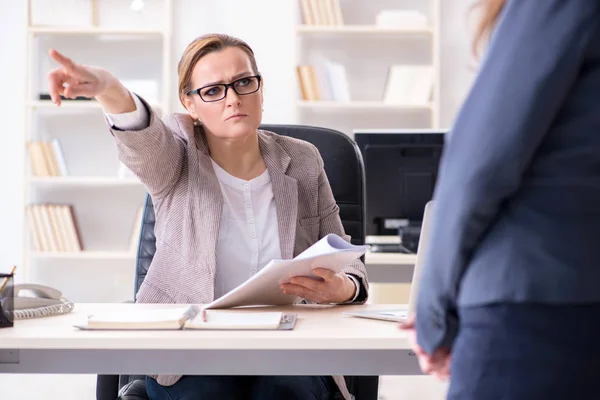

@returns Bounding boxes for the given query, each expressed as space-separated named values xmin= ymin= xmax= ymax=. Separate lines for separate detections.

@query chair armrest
xmin=96 ymin=374 xmax=119 ymax=400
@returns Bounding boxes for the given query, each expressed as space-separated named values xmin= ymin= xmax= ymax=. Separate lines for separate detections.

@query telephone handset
xmin=13 ymin=283 xmax=64 ymax=310
xmin=10 ymin=283 xmax=74 ymax=319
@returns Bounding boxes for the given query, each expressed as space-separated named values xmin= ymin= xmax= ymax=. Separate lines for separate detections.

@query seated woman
xmin=47 ymin=33 xmax=368 ymax=400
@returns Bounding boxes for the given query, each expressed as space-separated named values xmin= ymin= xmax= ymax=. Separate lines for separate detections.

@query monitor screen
xmin=354 ymin=129 xmax=446 ymax=237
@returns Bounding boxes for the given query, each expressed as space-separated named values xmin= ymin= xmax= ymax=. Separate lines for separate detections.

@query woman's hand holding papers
xmin=280 ymin=268 xmax=356 ymax=304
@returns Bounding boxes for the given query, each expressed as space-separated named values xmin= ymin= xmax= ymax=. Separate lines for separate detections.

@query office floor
xmin=0 ymin=374 xmax=448 ymax=399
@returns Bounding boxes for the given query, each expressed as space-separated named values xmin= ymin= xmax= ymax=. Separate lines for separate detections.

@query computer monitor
xmin=354 ymin=129 xmax=445 ymax=246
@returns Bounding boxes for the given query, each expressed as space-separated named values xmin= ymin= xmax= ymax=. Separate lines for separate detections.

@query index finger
xmin=49 ymin=48 xmax=77 ymax=72
xmin=312 ymin=268 xmax=336 ymax=280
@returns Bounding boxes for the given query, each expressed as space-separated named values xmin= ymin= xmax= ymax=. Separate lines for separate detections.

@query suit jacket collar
xmin=194 ymin=126 xmax=292 ymax=174
xmin=258 ymin=131 xmax=298 ymax=260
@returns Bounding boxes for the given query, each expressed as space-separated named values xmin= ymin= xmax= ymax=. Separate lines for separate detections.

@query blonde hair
xmin=471 ymin=0 xmax=506 ymax=58
xmin=177 ymin=33 xmax=259 ymax=107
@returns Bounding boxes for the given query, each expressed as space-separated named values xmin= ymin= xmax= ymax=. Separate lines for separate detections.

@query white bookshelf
xmin=30 ymin=251 xmax=136 ymax=260
xmin=29 ymin=100 xmax=164 ymax=110
xmin=27 ymin=27 xmax=165 ymax=36
xmin=22 ymin=0 xmax=173 ymax=302
xmin=294 ymin=0 xmax=441 ymax=136
xmin=295 ymin=25 xmax=433 ymax=35
xmin=27 ymin=176 xmax=144 ymax=187
xmin=297 ymin=100 xmax=433 ymax=111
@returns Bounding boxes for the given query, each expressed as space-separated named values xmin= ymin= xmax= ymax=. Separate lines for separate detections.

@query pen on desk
xmin=0 ymin=265 xmax=17 ymax=294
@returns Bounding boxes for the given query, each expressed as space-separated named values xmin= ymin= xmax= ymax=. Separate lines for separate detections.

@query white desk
xmin=0 ymin=303 xmax=420 ymax=376
xmin=365 ymin=252 xmax=416 ymax=283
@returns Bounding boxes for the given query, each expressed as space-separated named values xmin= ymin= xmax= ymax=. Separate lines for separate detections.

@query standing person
xmin=402 ymin=1 xmax=600 ymax=399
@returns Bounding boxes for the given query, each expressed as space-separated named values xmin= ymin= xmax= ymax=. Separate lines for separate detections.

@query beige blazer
xmin=110 ymin=105 xmax=368 ymax=399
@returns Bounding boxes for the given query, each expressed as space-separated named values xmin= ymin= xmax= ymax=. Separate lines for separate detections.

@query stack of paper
xmin=205 ymin=234 xmax=369 ymax=309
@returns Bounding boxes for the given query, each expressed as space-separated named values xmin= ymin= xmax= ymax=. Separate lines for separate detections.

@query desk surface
xmin=365 ymin=251 xmax=416 ymax=266
xmin=0 ymin=303 xmax=419 ymax=376
xmin=0 ymin=303 xmax=410 ymax=351
xmin=364 ymin=252 xmax=416 ymax=283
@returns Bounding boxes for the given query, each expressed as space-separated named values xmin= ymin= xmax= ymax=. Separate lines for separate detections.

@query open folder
xmin=76 ymin=306 xmax=297 ymax=331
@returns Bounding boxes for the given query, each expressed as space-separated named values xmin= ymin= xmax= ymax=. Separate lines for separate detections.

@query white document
xmin=205 ymin=234 xmax=369 ymax=310
xmin=342 ymin=308 xmax=409 ymax=323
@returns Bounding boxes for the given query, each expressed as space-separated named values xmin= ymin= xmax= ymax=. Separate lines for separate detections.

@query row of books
xmin=28 ymin=139 xmax=68 ymax=177
xmin=299 ymin=0 xmax=343 ymax=26
xmin=297 ymin=62 xmax=350 ymax=102
xmin=26 ymin=204 xmax=82 ymax=252
xmin=26 ymin=203 xmax=144 ymax=253
xmin=297 ymin=63 xmax=434 ymax=106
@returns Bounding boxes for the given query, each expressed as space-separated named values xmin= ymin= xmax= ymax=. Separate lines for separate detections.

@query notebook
xmin=75 ymin=305 xmax=297 ymax=331
xmin=342 ymin=201 xmax=434 ymax=323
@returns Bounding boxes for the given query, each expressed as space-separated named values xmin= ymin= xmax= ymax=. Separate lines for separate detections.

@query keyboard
xmin=368 ymin=243 xmax=414 ymax=254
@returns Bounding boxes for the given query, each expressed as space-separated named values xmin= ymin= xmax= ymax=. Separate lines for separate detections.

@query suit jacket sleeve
xmin=313 ymin=145 xmax=369 ymax=303
xmin=108 ymin=97 xmax=187 ymax=200
xmin=416 ymin=0 xmax=600 ymax=354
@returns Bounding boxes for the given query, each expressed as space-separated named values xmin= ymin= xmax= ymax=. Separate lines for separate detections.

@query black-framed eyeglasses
xmin=187 ymin=75 xmax=262 ymax=102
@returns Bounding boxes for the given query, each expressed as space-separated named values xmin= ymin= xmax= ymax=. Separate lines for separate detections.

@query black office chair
xmin=96 ymin=124 xmax=378 ymax=400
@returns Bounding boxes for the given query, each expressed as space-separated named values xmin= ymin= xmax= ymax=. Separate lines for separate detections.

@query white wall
xmin=0 ymin=0 xmax=27 ymax=273
xmin=0 ymin=0 xmax=477 ymax=280
xmin=440 ymin=0 xmax=478 ymax=125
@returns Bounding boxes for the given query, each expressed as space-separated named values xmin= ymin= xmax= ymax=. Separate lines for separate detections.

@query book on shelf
xmin=26 ymin=203 xmax=83 ymax=252
xmin=297 ymin=62 xmax=350 ymax=102
xmin=383 ymin=65 xmax=434 ymax=106
xmin=75 ymin=305 xmax=297 ymax=331
xmin=129 ymin=206 xmax=144 ymax=253
xmin=38 ymin=94 xmax=93 ymax=101
xmin=299 ymin=0 xmax=343 ymax=26
xmin=297 ymin=65 xmax=321 ymax=101
xmin=375 ymin=10 xmax=428 ymax=29
xmin=27 ymin=139 xmax=68 ymax=177
xmin=322 ymin=60 xmax=350 ymax=102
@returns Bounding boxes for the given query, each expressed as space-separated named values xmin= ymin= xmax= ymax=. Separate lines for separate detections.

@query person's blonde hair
xmin=471 ymin=0 xmax=506 ymax=58
xmin=177 ymin=33 xmax=259 ymax=107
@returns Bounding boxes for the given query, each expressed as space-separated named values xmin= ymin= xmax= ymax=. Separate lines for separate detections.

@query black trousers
xmin=145 ymin=375 xmax=337 ymax=400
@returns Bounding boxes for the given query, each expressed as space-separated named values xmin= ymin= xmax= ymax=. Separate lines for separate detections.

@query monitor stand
xmin=397 ymin=225 xmax=422 ymax=253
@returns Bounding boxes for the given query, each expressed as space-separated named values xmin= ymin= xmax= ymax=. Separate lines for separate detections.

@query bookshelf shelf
xmin=27 ymin=27 xmax=165 ymax=36
xmin=29 ymin=101 xmax=163 ymax=110
xmin=297 ymin=100 xmax=432 ymax=110
xmin=295 ymin=0 xmax=441 ymax=134
xmin=22 ymin=0 xmax=172 ymax=301
xmin=28 ymin=176 xmax=143 ymax=187
xmin=296 ymin=25 xmax=433 ymax=35
xmin=30 ymin=251 xmax=136 ymax=260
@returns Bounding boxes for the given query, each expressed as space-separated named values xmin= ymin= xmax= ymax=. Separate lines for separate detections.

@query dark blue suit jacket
xmin=416 ymin=0 xmax=600 ymax=353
